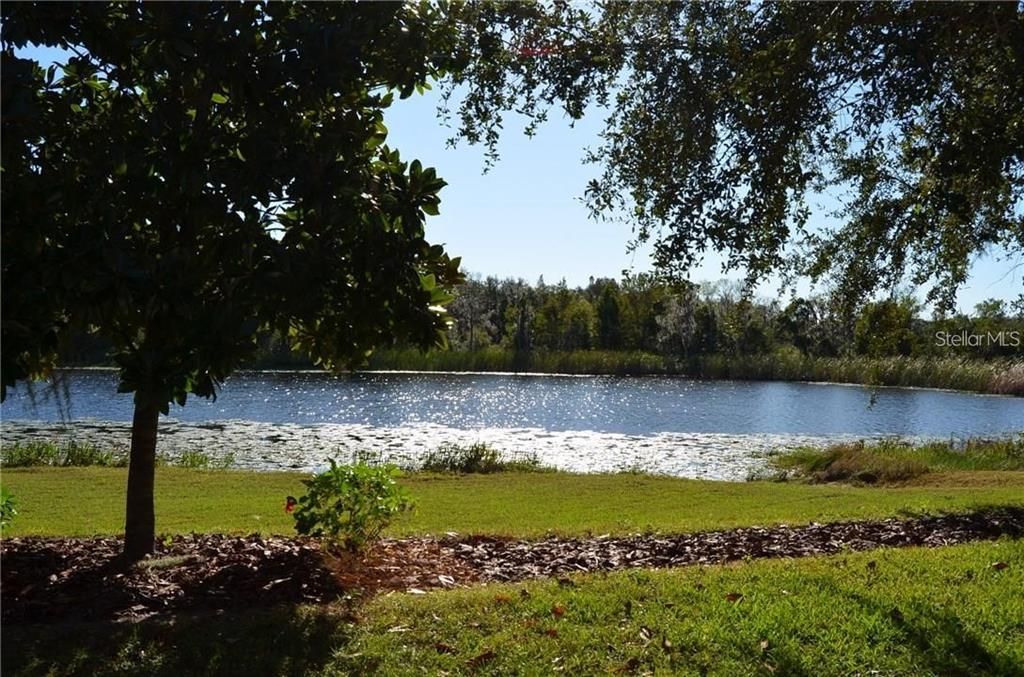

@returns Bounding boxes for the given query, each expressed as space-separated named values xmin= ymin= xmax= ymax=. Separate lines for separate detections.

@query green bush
xmin=1 ymin=487 xmax=18 ymax=530
xmin=292 ymin=460 xmax=412 ymax=553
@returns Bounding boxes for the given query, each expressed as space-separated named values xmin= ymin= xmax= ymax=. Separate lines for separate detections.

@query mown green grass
xmin=343 ymin=540 xmax=1024 ymax=676
xmin=3 ymin=467 xmax=1023 ymax=538
xmin=5 ymin=540 xmax=1022 ymax=676
xmin=768 ymin=437 xmax=1024 ymax=484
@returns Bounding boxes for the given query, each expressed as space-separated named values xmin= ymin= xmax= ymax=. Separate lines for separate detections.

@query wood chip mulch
xmin=2 ymin=506 xmax=1021 ymax=624
xmin=449 ymin=506 xmax=1024 ymax=582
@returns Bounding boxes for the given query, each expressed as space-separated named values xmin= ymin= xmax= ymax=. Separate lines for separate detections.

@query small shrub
xmin=1 ymin=487 xmax=18 ymax=530
xmin=292 ymin=460 xmax=411 ymax=552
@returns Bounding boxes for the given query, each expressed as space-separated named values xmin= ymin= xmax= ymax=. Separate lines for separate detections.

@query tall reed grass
xmin=367 ymin=348 xmax=1022 ymax=394
xmin=367 ymin=348 xmax=670 ymax=375
xmin=692 ymin=353 xmax=1019 ymax=394
xmin=766 ymin=436 xmax=1024 ymax=484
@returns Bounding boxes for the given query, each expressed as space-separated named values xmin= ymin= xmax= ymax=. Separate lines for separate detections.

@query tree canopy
xmin=2 ymin=2 xmax=463 ymax=557
xmin=441 ymin=1 xmax=1024 ymax=312
xmin=2 ymin=2 xmax=463 ymax=403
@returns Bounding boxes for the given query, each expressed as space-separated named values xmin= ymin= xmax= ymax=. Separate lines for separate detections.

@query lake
xmin=2 ymin=369 xmax=1022 ymax=479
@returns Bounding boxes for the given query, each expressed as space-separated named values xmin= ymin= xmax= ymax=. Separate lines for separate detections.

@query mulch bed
xmin=3 ymin=506 xmax=1021 ymax=624
xmin=451 ymin=507 xmax=1024 ymax=582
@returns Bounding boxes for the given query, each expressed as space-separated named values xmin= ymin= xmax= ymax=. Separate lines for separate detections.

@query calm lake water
xmin=2 ymin=369 xmax=1022 ymax=479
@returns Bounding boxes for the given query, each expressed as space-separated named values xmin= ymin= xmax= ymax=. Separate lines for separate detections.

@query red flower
xmin=284 ymin=496 xmax=297 ymax=513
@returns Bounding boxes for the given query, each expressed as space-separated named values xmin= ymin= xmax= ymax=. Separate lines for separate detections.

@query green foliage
xmin=854 ymin=298 xmax=921 ymax=357
xmin=595 ymin=282 xmax=623 ymax=350
xmin=0 ymin=486 xmax=17 ymax=529
xmin=292 ymin=461 xmax=412 ymax=552
xmin=769 ymin=437 xmax=1024 ymax=484
xmin=2 ymin=4 xmax=464 ymax=404
xmin=420 ymin=443 xmax=547 ymax=474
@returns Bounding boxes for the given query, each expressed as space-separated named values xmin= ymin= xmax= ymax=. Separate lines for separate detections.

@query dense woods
xmin=242 ymin=276 xmax=1024 ymax=364
xmin=66 ymin=275 xmax=1024 ymax=372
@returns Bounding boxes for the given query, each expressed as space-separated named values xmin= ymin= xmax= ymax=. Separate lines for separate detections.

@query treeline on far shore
xmin=63 ymin=274 xmax=1023 ymax=394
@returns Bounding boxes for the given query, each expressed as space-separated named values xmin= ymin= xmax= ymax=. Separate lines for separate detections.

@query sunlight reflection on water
xmin=2 ymin=369 xmax=1021 ymax=480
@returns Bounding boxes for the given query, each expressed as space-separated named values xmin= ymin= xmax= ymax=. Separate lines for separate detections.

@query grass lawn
xmin=2 ymin=466 xmax=1024 ymax=538
xmin=4 ymin=540 xmax=1022 ymax=676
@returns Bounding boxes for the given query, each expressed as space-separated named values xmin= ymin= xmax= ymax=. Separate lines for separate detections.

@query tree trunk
xmin=124 ymin=391 xmax=160 ymax=560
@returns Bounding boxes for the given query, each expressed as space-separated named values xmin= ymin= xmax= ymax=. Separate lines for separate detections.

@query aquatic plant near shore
xmin=990 ymin=361 xmax=1024 ymax=396
xmin=765 ymin=436 xmax=1024 ymax=484
xmin=0 ymin=440 xmax=235 ymax=470
xmin=419 ymin=442 xmax=549 ymax=474
xmin=366 ymin=348 xmax=1021 ymax=395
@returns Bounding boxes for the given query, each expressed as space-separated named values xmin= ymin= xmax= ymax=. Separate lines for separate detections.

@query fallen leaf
xmin=759 ymin=639 xmax=770 ymax=653
xmin=991 ymin=561 xmax=1009 ymax=571
xmin=494 ymin=594 xmax=513 ymax=604
xmin=434 ymin=642 xmax=456 ymax=654
xmin=467 ymin=649 xmax=496 ymax=668
xmin=661 ymin=637 xmax=673 ymax=652
xmin=724 ymin=592 xmax=744 ymax=603
xmin=551 ymin=604 xmax=566 ymax=618
xmin=544 ymin=628 xmax=559 ymax=638
xmin=619 ymin=657 xmax=641 ymax=673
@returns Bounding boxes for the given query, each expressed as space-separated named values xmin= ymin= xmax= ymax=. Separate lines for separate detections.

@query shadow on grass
xmin=3 ymin=604 xmax=354 ymax=677
xmin=764 ymin=574 xmax=1012 ymax=677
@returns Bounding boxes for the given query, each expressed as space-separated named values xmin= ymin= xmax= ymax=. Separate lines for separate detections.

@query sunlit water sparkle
xmin=2 ymin=369 xmax=1021 ymax=480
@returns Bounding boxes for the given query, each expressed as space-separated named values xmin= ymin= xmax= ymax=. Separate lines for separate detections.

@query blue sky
xmin=21 ymin=44 xmax=1022 ymax=312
